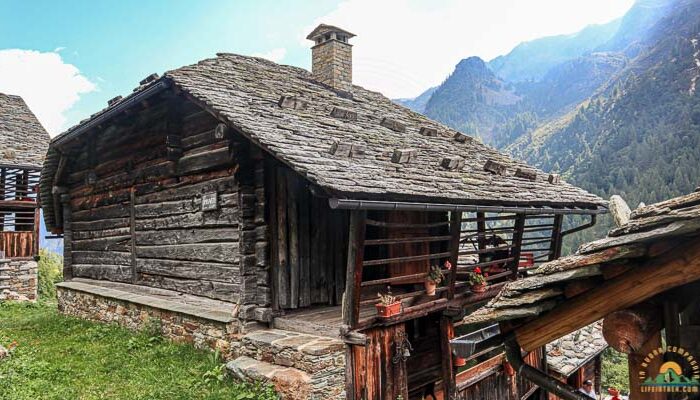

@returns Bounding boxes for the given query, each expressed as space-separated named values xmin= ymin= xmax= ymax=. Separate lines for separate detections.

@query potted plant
xmin=466 ymin=267 xmax=487 ymax=293
xmin=425 ymin=264 xmax=445 ymax=295
xmin=376 ymin=289 xmax=401 ymax=318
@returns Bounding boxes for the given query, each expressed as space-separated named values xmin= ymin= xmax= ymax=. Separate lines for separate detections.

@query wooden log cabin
xmin=0 ymin=93 xmax=49 ymax=301
xmin=464 ymin=191 xmax=700 ymax=400
xmin=40 ymin=25 xmax=609 ymax=399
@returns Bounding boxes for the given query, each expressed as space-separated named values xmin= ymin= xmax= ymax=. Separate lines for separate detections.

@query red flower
xmin=474 ymin=267 xmax=481 ymax=274
xmin=444 ymin=260 xmax=452 ymax=270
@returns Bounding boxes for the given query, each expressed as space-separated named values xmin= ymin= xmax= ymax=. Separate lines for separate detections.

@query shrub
xmin=37 ymin=249 xmax=63 ymax=300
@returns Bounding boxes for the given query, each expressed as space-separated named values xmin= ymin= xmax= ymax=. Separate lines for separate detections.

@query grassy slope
xmin=0 ymin=302 xmax=275 ymax=400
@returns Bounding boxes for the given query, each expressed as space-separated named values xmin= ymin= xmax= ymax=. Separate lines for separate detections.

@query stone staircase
xmin=227 ymin=328 xmax=346 ymax=400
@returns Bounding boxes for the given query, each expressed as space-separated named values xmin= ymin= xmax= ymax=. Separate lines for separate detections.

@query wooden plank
xmin=448 ymin=211 xmax=462 ymax=300
xmin=135 ymin=243 xmax=237 ymax=263
xmin=510 ymin=214 xmax=526 ymax=276
xmin=343 ymin=209 xmax=366 ymax=328
xmin=548 ymin=215 xmax=563 ymax=261
xmin=515 ymin=240 xmax=700 ymax=351
xmin=276 ymin=167 xmax=290 ymax=308
xmin=136 ymin=258 xmax=238 ymax=283
xmin=266 ymin=159 xmax=279 ymax=310
xmin=135 ymin=227 xmax=239 ymax=246
xmin=130 ymin=190 xmax=137 ymax=284
xmin=72 ymin=264 xmax=132 ymax=282
xmin=334 ymin=210 xmax=347 ymax=305
xmin=134 ymin=207 xmax=238 ymax=230
xmin=287 ymin=171 xmax=300 ymax=309
xmin=299 ymin=184 xmax=311 ymax=308
xmin=62 ymin=194 xmax=73 ymax=280
xmin=440 ymin=316 xmax=456 ymax=399
xmin=362 ymin=251 xmax=452 ymax=267
xmin=364 ymin=235 xmax=453 ymax=246
xmin=365 ymin=219 xmax=450 ymax=229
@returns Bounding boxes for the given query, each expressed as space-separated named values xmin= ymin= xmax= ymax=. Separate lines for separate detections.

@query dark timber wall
xmin=63 ymin=94 xmax=246 ymax=303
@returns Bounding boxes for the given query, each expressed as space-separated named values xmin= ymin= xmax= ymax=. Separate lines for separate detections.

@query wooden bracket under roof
xmin=330 ymin=107 xmax=357 ymax=121
xmin=440 ymin=156 xmax=465 ymax=171
xmin=107 ymin=96 xmax=123 ymax=107
xmin=454 ymin=132 xmax=473 ymax=143
xmin=380 ymin=117 xmax=406 ymax=133
xmin=278 ymin=95 xmax=308 ymax=110
xmin=515 ymin=168 xmax=537 ymax=181
xmin=391 ymin=148 xmax=417 ymax=164
xmin=139 ymin=73 xmax=159 ymax=86
xmin=419 ymin=127 xmax=438 ymax=137
xmin=484 ymin=159 xmax=506 ymax=175
xmin=330 ymin=140 xmax=366 ymax=158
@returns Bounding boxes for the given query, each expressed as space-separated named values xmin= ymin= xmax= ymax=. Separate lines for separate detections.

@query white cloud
xmin=252 ymin=48 xmax=287 ymax=63
xmin=0 ymin=49 xmax=96 ymax=136
xmin=304 ymin=0 xmax=634 ymax=98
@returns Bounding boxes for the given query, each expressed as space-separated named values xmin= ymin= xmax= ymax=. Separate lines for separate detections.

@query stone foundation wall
xmin=57 ymin=287 xmax=241 ymax=358
xmin=0 ymin=259 xmax=37 ymax=302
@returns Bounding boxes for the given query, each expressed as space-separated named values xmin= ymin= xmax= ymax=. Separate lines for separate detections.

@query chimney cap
xmin=306 ymin=23 xmax=355 ymax=41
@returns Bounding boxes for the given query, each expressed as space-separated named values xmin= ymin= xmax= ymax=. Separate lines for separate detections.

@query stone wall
xmin=57 ymin=286 xmax=240 ymax=358
xmin=0 ymin=259 xmax=37 ymax=302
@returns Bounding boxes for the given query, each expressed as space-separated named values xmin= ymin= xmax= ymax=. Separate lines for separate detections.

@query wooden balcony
xmin=0 ymin=231 xmax=38 ymax=259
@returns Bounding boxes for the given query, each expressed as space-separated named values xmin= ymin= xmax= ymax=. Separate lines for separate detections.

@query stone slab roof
xmin=546 ymin=321 xmax=607 ymax=377
xmin=44 ymin=53 xmax=606 ymax=218
xmin=463 ymin=190 xmax=700 ymax=326
xmin=0 ymin=93 xmax=50 ymax=169
xmin=164 ymin=54 xmax=604 ymax=208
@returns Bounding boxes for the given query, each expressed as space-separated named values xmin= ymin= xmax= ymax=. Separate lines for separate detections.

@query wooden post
xmin=276 ymin=167 xmax=289 ymax=309
xmin=448 ymin=211 xmax=462 ymax=299
xmin=628 ymin=331 xmax=665 ymax=400
xmin=440 ymin=316 xmax=457 ymax=400
xmin=129 ymin=189 xmax=137 ymax=284
xmin=287 ymin=171 xmax=299 ymax=309
xmin=343 ymin=209 xmax=366 ymax=328
xmin=476 ymin=211 xmax=486 ymax=251
xmin=298 ymin=184 xmax=311 ymax=308
xmin=60 ymin=192 xmax=72 ymax=280
xmin=510 ymin=214 xmax=526 ymax=278
xmin=549 ymin=215 xmax=563 ymax=261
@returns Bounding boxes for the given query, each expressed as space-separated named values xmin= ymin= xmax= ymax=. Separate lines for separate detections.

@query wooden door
xmin=352 ymin=324 xmax=409 ymax=400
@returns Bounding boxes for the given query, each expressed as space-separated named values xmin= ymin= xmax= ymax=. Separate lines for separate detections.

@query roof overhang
xmin=328 ymin=198 xmax=608 ymax=215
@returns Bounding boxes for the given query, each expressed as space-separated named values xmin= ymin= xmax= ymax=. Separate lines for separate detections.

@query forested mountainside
xmin=395 ymin=0 xmax=698 ymax=247
xmin=510 ymin=0 xmax=700 ymax=242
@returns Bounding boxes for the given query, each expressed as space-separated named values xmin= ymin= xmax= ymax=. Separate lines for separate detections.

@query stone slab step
xmin=227 ymin=356 xmax=311 ymax=400
xmin=239 ymin=329 xmax=344 ymax=374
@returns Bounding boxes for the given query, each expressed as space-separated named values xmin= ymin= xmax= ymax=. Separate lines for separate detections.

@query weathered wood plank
xmin=72 ymin=235 xmax=131 ymax=252
xmin=135 ymin=228 xmax=239 ymax=246
xmin=72 ymin=217 xmax=130 ymax=232
xmin=276 ymin=167 xmax=290 ymax=308
xmin=134 ymin=207 xmax=238 ymax=230
xmin=136 ymin=258 xmax=239 ymax=283
xmin=287 ymin=171 xmax=300 ymax=309
xmin=72 ymin=264 xmax=132 ymax=282
xmin=72 ymin=251 xmax=132 ymax=266
xmin=135 ymin=176 xmax=237 ymax=204
xmin=136 ymin=243 xmax=237 ymax=263
xmin=72 ymin=203 xmax=130 ymax=221
xmin=299 ymin=184 xmax=311 ymax=308
xmin=176 ymin=147 xmax=230 ymax=176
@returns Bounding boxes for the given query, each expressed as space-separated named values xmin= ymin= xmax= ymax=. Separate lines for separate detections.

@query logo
xmin=639 ymin=346 xmax=700 ymax=393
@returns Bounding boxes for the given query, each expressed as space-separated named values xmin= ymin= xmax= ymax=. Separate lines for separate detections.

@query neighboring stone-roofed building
xmin=0 ymin=93 xmax=49 ymax=302
xmin=0 ymin=93 xmax=49 ymax=168
xmin=464 ymin=190 xmax=700 ymax=399
xmin=546 ymin=322 xmax=606 ymax=377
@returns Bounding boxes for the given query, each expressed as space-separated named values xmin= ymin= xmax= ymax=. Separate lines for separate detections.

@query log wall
xmin=63 ymin=94 xmax=248 ymax=303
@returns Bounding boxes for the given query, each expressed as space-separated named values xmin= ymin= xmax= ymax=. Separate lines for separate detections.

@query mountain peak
xmin=455 ymin=56 xmax=489 ymax=72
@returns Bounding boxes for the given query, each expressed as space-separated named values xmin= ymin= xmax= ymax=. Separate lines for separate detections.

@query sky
xmin=0 ymin=0 xmax=634 ymax=136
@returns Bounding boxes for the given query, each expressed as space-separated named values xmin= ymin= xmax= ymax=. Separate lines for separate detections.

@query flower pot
xmin=470 ymin=283 xmax=487 ymax=293
xmin=375 ymin=301 xmax=401 ymax=318
xmin=453 ymin=356 xmax=467 ymax=367
xmin=424 ymin=280 xmax=437 ymax=296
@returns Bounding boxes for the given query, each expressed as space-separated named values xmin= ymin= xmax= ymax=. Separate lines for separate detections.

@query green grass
xmin=0 ymin=301 xmax=277 ymax=400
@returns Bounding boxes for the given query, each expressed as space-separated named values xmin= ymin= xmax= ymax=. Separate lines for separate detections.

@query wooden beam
xmin=602 ymin=303 xmax=662 ymax=354
xmin=628 ymin=331 xmax=665 ymax=400
xmin=129 ymin=189 xmax=137 ymax=284
xmin=515 ymin=240 xmax=700 ymax=352
xmin=343 ymin=209 xmax=366 ymax=328
xmin=510 ymin=214 xmax=526 ymax=276
xmin=549 ymin=214 xmax=563 ymax=261
xmin=276 ymin=167 xmax=289 ymax=309
xmin=440 ymin=316 xmax=457 ymax=400
xmin=448 ymin=211 xmax=462 ymax=299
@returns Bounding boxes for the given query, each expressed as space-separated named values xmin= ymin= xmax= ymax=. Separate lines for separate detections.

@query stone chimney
xmin=307 ymin=24 xmax=355 ymax=93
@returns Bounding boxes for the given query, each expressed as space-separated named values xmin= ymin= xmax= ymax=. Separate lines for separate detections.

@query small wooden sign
xmin=201 ymin=192 xmax=218 ymax=211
